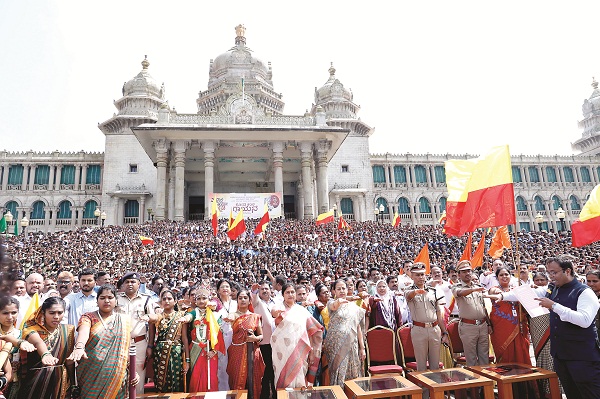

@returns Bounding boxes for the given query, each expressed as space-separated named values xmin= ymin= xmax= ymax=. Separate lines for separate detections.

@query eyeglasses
xmin=57 ymin=281 xmax=72 ymax=286
xmin=547 ymin=269 xmax=564 ymax=276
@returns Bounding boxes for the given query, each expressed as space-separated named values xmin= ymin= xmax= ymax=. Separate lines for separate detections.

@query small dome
xmin=123 ymin=56 xmax=163 ymax=98
xmin=209 ymin=25 xmax=270 ymax=87
xmin=314 ymin=63 xmax=353 ymax=104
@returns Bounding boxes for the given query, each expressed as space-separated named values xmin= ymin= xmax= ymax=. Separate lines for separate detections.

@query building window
xmin=581 ymin=167 xmax=591 ymax=182
xmin=414 ymin=165 xmax=427 ymax=183
xmin=7 ymin=165 xmax=24 ymax=185
xmin=563 ymin=167 xmax=574 ymax=182
xmin=341 ymin=165 xmax=349 ymax=173
xmin=125 ymin=200 xmax=140 ymax=217
xmin=86 ymin=165 xmax=102 ymax=184
xmin=534 ymin=196 xmax=544 ymax=211
xmin=570 ymin=195 xmax=581 ymax=210
xmin=60 ymin=165 xmax=76 ymax=185
xmin=439 ymin=197 xmax=447 ymax=212
xmin=372 ymin=165 xmax=385 ymax=183
xmin=434 ymin=166 xmax=446 ymax=183
xmin=129 ymin=164 xmax=138 ymax=173
xmin=512 ymin=166 xmax=522 ymax=183
xmin=394 ymin=166 xmax=407 ymax=183
xmin=546 ymin=167 xmax=557 ymax=183
xmin=519 ymin=222 xmax=531 ymax=232
xmin=34 ymin=165 xmax=50 ymax=185
xmin=528 ymin=167 xmax=540 ymax=183
xmin=516 ymin=196 xmax=527 ymax=211
xmin=30 ymin=201 xmax=45 ymax=220
xmin=398 ymin=197 xmax=410 ymax=213
xmin=58 ymin=200 xmax=72 ymax=219
xmin=83 ymin=200 xmax=98 ymax=218
xmin=418 ymin=197 xmax=431 ymax=213
xmin=340 ymin=198 xmax=354 ymax=214
xmin=376 ymin=197 xmax=389 ymax=214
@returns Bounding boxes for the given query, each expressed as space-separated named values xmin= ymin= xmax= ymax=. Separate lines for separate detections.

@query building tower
xmin=572 ymin=77 xmax=600 ymax=156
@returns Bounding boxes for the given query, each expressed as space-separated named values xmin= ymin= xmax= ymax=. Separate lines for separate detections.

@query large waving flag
xmin=211 ymin=199 xmax=219 ymax=237
xmin=445 ymin=145 xmax=515 ymax=236
xmin=254 ymin=204 xmax=270 ymax=235
xmin=414 ymin=243 xmax=431 ymax=274
xmin=338 ymin=215 xmax=351 ymax=230
xmin=316 ymin=210 xmax=334 ymax=225
xmin=227 ymin=210 xmax=246 ymax=240
xmin=470 ymin=230 xmax=487 ymax=268
xmin=392 ymin=212 xmax=401 ymax=228
xmin=572 ymin=184 xmax=600 ymax=247
xmin=139 ymin=236 xmax=154 ymax=245
xmin=488 ymin=226 xmax=511 ymax=258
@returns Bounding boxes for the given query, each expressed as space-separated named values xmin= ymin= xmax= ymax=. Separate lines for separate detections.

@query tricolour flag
xmin=572 ymin=184 xmax=600 ymax=247
xmin=470 ymin=230 xmax=487 ymax=268
xmin=459 ymin=233 xmax=472 ymax=261
xmin=0 ymin=216 xmax=6 ymax=234
xmin=20 ymin=292 xmax=40 ymax=329
xmin=227 ymin=210 xmax=246 ymax=241
xmin=139 ymin=236 xmax=154 ymax=245
xmin=254 ymin=204 xmax=270 ymax=235
xmin=392 ymin=212 xmax=401 ymax=228
xmin=211 ymin=199 xmax=219 ymax=237
xmin=316 ymin=210 xmax=334 ymax=225
xmin=445 ymin=145 xmax=515 ymax=236
xmin=488 ymin=226 xmax=511 ymax=258
xmin=414 ymin=243 xmax=431 ymax=274
xmin=338 ymin=215 xmax=351 ymax=230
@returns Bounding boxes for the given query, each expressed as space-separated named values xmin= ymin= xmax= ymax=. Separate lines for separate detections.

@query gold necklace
xmin=0 ymin=326 xmax=14 ymax=335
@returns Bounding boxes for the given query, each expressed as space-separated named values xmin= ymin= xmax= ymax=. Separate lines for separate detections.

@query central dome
xmin=208 ymin=25 xmax=272 ymax=88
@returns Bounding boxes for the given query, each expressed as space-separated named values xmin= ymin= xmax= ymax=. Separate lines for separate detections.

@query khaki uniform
xmin=117 ymin=291 xmax=155 ymax=394
xmin=451 ymin=282 xmax=489 ymax=366
xmin=407 ymin=285 xmax=443 ymax=371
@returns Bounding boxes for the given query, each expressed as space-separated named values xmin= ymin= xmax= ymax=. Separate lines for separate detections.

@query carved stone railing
xmin=60 ymin=184 xmax=75 ymax=190
xmin=167 ymin=113 xmax=315 ymax=126
xmin=34 ymin=184 xmax=48 ymax=190
xmin=124 ymin=217 xmax=139 ymax=224
xmin=85 ymin=184 xmax=101 ymax=191
xmin=333 ymin=183 xmax=361 ymax=189
xmin=6 ymin=184 xmax=22 ymax=190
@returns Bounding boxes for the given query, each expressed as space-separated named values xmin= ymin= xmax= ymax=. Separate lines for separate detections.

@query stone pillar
xmin=541 ymin=165 xmax=548 ymax=183
xmin=1 ymin=164 xmax=8 ymax=191
xmin=174 ymin=141 xmax=188 ymax=222
xmin=21 ymin=164 xmax=29 ymax=190
xmin=168 ymin=166 xmax=175 ymax=220
xmin=335 ymin=195 xmax=341 ymax=217
xmin=316 ymin=140 xmax=330 ymax=214
xmin=76 ymin=205 xmax=84 ymax=226
xmin=28 ymin=165 xmax=37 ymax=191
xmin=300 ymin=142 xmax=314 ymax=219
xmin=297 ymin=180 xmax=305 ymax=220
xmin=203 ymin=141 xmax=216 ymax=219
xmin=359 ymin=194 xmax=366 ymax=222
xmin=154 ymin=140 xmax=169 ymax=221
xmin=81 ymin=164 xmax=88 ymax=189
xmin=389 ymin=165 xmax=396 ymax=188
xmin=593 ymin=165 xmax=599 ymax=183
xmin=414 ymin=201 xmax=421 ymax=226
xmin=272 ymin=141 xmax=284 ymax=195
xmin=520 ymin=166 xmax=528 ymax=188
xmin=74 ymin=164 xmax=81 ymax=191
xmin=139 ymin=196 xmax=145 ymax=224
xmin=48 ymin=165 xmax=55 ymax=191
xmin=70 ymin=205 xmax=77 ymax=227
xmin=44 ymin=206 xmax=51 ymax=233
xmin=384 ymin=164 xmax=391 ymax=188
xmin=409 ymin=200 xmax=417 ymax=226
xmin=116 ymin=199 xmax=124 ymax=226
xmin=558 ymin=166 xmax=565 ymax=188
xmin=49 ymin=207 xmax=58 ymax=233
xmin=55 ymin=164 xmax=63 ymax=190
xmin=430 ymin=165 xmax=437 ymax=187
xmin=409 ymin=165 xmax=416 ymax=188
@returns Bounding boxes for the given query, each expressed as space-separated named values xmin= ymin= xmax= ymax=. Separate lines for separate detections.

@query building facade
xmin=0 ymin=26 xmax=598 ymax=233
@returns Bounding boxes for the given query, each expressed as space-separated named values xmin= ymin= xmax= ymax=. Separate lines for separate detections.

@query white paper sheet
xmin=510 ymin=284 xmax=549 ymax=318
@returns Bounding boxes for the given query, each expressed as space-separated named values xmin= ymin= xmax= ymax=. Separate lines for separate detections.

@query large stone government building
xmin=1 ymin=26 xmax=599 ymax=234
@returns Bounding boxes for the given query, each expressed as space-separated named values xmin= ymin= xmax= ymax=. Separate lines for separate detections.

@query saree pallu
xmin=226 ymin=313 xmax=265 ymax=399
xmin=189 ymin=310 xmax=221 ymax=393
xmin=153 ymin=311 xmax=186 ymax=393
xmin=529 ymin=313 xmax=563 ymax=395
xmin=271 ymin=305 xmax=324 ymax=389
xmin=323 ymin=302 xmax=365 ymax=387
xmin=489 ymin=300 xmax=531 ymax=364
xmin=77 ymin=312 xmax=131 ymax=399
xmin=18 ymin=324 xmax=74 ymax=399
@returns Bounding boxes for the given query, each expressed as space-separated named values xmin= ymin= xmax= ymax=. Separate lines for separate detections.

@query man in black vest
xmin=491 ymin=257 xmax=600 ymax=398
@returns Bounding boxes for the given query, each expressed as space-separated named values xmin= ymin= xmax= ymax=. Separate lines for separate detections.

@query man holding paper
xmin=489 ymin=257 xmax=600 ymax=399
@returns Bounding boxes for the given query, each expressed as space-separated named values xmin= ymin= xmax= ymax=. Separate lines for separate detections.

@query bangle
xmin=17 ymin=339 xmax=24 ymax=347
xmin=185 ymin=359 xmax=190 ymax=363
xmin=75 ymin=342 xmax=85 ymax=349
xmin=42 ymin=351 xmax=51 ymax=358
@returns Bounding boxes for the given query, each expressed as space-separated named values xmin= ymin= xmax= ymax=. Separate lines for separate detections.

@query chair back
xmin=365 ymin=326 xmax=398 ymax=366
xmin=447 ymin=319 xmax=463 ymax=353
xmin=396 ymin=324 xmax=415 ymax=364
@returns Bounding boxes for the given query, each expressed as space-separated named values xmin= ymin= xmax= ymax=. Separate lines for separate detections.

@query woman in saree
xmin=586 ymin=269 xmax=600 ymax=331
xmin=18 ymin=297 xmax=74 ymax=399
xmin=67 ymin=285 xmax=138 ymax=399
xmin=311 ymin=282 xmax=331 ymax=385
xmin=148 ymin=289 xmax=188 ymax=393
xmin=215 ymin=279 xmax=236 ymax=391
xmin=323 ymin=279 xmax=366 ymax=387
xmin=271 ymin=283 xmax=323 ymax=389
xmin=226 ymin=289 xmax=264 ymax=398
xmin=180 ymin=286 xmax=224 ymax=392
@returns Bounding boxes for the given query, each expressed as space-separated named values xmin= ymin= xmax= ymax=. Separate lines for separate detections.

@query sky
xmin=1 ymin=1 xmax=600 ymax=157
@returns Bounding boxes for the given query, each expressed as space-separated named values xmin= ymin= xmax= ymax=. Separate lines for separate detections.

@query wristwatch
xmin=551 ymin=303 xmax=557 ymax=311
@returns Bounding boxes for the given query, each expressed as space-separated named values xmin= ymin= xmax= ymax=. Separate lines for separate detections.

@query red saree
xmin=489 ymin=299 xmax=531 ymax=364
xmin=226 ymin=313 xmax=265 ymax=399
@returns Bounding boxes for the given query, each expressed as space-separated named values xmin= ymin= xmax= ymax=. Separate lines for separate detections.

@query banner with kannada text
xmin=209 ymin=192 xmax=282 ymax=219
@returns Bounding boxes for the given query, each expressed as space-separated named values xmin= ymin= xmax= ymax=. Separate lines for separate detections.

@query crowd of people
xmin=0 ymin=218 xmax=599 ymax=399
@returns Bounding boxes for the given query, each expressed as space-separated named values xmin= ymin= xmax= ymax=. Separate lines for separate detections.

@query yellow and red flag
xmin=211 ymin=198 xmax=219 ymax=237
xmin=227 ymin=210 xmax=246 ymax=241
xmin=338 ymin=215 xmax=351 ymax=230
xmin=572 ymin=184 xmax=600 ymax=247
xmin=254 ymin=204 xmax=270 ymax=235
xmin=459 ymin=233 xmax=472 ymax=261
xmin=414 ymin=243 xmax=431 ymax=274
xmin=316 ymin=210 xmax=334 ymax=225
xmin=488 ymin=226 xmax=511 ymax=258
xmin=392 ymin=212 xmax=401 ymax=228
xmin=20 ymin=292 xmax=40 ymax=329
xmin=227 ymin=209 xmax=233 ymax=230
xmin=445 ymin=145 xmax=515 ymax=236
xmin=470 ymin=230 xmax=487 ymax=268
xmin=139 ymin=236 xmax=154 ymax=245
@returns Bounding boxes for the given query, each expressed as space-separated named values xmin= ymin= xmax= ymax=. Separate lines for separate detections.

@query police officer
xmin=405 ymin=262 xmax=449 ymax=371
xmin=116 ymin=271 xmax=155 ymax=395
xmin=451 ymin=260 xmax=491 ymax=366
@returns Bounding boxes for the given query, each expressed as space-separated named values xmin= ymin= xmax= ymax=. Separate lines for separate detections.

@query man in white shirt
xmin=65 ymin=268 xmax=98 ymax=326
xmin=15 ymin=273 xmax=43 ymax=327
xmin=251 ymin=281 xmax=276 ymax=399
